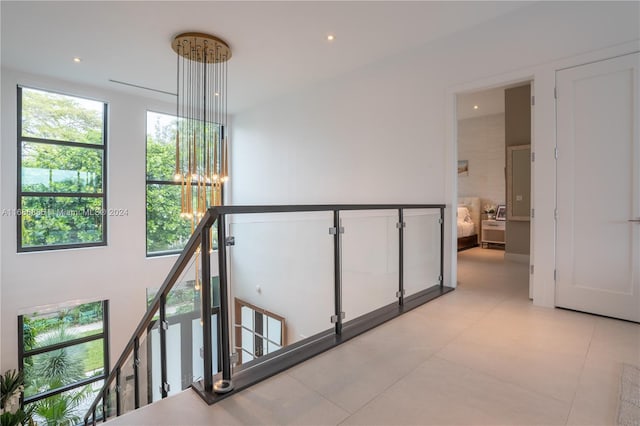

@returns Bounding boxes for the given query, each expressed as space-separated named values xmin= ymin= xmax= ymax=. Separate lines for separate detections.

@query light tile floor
xmin=109 ymin=248 xmax=639 ymax=425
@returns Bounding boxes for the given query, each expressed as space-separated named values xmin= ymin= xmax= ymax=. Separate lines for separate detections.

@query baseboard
xmin=504 ymin=252 xmax=530 ymax=264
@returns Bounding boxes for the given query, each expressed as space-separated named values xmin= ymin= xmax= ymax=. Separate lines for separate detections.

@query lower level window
xmin=18 ymin=300 xmax=109 ymax=426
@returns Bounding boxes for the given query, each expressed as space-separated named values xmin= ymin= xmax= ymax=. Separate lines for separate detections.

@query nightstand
xmin=481 ymin=220 xmax=505 ymax=248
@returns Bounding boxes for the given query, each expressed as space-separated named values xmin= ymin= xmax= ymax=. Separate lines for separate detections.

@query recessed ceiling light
xmin=473 ymin=105 xmax=479 ymax=110
xmin=327 ymin=34 xmax=335 ymax=42
xmin=73 ymin=57 xmax=82 ymax=63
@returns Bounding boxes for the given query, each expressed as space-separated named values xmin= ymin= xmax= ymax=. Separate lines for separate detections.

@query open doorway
xmin=455 ymin=82 xmax=532 ymax=298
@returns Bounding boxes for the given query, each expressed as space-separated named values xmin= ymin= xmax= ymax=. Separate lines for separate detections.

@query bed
xmin=457 ymin=197 xmax=480 ymax=251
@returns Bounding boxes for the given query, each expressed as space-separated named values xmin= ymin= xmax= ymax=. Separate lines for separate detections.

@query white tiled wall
xmin=457 ymin=113 xmax=505 ymax=209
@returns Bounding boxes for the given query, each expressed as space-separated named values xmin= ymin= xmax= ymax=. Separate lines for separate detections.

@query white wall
xmin=457 ymin=113 xmax=505 ymax=208
xmin=230 ymin=1 xmax=639 ymax=307
xmin=0 ymin=69 xmax=184 ymax=371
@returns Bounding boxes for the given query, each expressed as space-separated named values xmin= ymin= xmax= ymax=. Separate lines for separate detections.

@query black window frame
xmin=17 ymin=85 xmax=108 ymax=252
xmin=17 ymin=300 xmax=110 ymax=410
xmin=144 ymin=110 xmax=222 ymax=257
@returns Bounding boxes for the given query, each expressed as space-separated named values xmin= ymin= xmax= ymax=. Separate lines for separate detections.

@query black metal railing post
xmin=214 ymin=213 xmax=234 ymax=393
xmin=333 ymin=210 xmax=343 ymax=335
xmin=133 ymin=336 xmax=140 ymax=409
xmin=398 ymin=208 xmax=405 ymax=306
xmin=201 ymin=223 xmax=214 ymax=391
xmin=440 ymin=207 xmax=445 ymax=288
xmin=115 ymin=367 xmax=121 ymax=416
xmin=159 ymin=295 xmax=168 ymax=398
xmin=101 ymin=388 xmax=106 ymax=422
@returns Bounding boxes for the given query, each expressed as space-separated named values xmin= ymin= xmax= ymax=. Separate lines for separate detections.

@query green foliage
xmin=33 ymin=387 xmax=89 ymax=426
xmin=22 ymin=89 xmax=103 ymax=144
xmin=0 ymin=410 xmax=28 ymax=426
xmin=20 ymin=88 xmax=105 ymax=249
xmin=24 ymin=327 xmax=86 ymax=398
xmin=0 ymin=370 xmax=23 ymax=409
xmin=146 ymin=113 xmax=194 ymax=254
xmin=0 ymin=370 xmax=35 ymax=426
xmin=23 ymin=327 xmax=94 ymax=426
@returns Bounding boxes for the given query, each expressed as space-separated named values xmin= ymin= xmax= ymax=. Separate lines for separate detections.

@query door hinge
xmin=554 ymin=87 xmax=558 ymax=99
xmin=554 ymin=147 xmax=559 ymax=159
xmin=330 ymin=312 xmax=345 ymax=323
xmin=531 ymin=208 xmax=535 ymax=218
xmin=554 ymin=209 xmax=558 ymax=220
xmin=531 ymin=95 xmax=535 ymax=106
xmin=329 ymin=226 xmax=345 ymax=235
xmin=530 ymin=264 xmax=534 ymax=275
xmin=225 ymin=236 xmax=235 ymax=246
xmin=554 ymin=269 xmax=557 ymax=281
xmin=531 ymin=152 xmax=535 ymax=162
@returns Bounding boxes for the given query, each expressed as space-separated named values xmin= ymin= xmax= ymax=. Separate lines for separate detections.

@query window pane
xmin=22 ymin=302 xmax=104 ymax=352
xmin=21 ymin=87 xmax=104 ymax=145
xmin=241 ymin=306 xmax=253 ymax=330
xmin=21 ymin=142 xmax=103 ymax=193
xmin=21 ymin=196 xmax=104 ymax=247
xmin=27 ymin=379 xmax=103 ymax=426
xmin=146 ymin=111 xmax=178 ymax=181
xmin=146 ymin=184 xmax=193 ymax=254
xmin=267 ymin=316 xmax=282 ymax=345
xmin=24 ymin=339 xmax=104 ymax=398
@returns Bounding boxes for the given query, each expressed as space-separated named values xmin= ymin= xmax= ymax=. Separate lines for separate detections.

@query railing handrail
xmin=209 ymin=203 xmax=445 ymax=215
xmin=83 ymin=209 xmax=217 ymax=420
xmin=84 ymin=203 xmax=445 ymax=422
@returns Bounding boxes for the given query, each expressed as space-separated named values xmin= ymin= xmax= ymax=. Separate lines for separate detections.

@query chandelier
xmin=172 ymin=32 xmax=231 ymax=229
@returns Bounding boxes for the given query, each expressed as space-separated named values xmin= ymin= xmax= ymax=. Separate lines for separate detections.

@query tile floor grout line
xmin=282 ymin=371 xmax=353 ymax=424
xmin=430 ymin=352 xmax=576 ymax=408
xmin=563 ymin=317 xmax=598 ymax=426
xmin=336 ymin=350 xmax=444 ymax=426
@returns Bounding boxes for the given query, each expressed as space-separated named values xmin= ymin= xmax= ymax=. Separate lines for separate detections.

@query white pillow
xmin=457 ymin=206 xmax=472 ymax=223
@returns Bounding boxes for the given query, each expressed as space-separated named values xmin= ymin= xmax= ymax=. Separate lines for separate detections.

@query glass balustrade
xmin=403 ymin=209 xmax=443 ymax=297
xmin=341 ymin=209 xmax=399 ymax=320
xmin=84 ymin=205 xmax=446 ymax=425
xmin=227 ymin=211 xmax=335 ymax=369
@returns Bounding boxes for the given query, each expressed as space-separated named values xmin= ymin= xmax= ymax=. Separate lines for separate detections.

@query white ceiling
xmin=1 ymin=1 xmax=532 ymax=114
xmin=457 ymin=87 xmax=506 ymax=120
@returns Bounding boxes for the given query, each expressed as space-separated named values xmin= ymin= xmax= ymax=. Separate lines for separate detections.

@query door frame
xmin=450 ymin=77 xmax=535 ymax=298
xmin=444 ymin=40 xmax=640 ymax=308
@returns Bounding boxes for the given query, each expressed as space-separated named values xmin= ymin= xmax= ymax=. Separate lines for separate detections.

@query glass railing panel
xmin=227 ymin=211 xmax=334 ymax=369
xmin=403 ymin=209 xmax=442 ymax=297
xmin=341 ymin=210 xmax=399 ymax=320
xmin=148 ymin=248 xmax=201 ymax=396
xmin=168 ymin=248 xmax=201 ymax=395
xmin=119 ymin=351 xmax=136 ymax=415
xmin=104 ymin=380 xmax=117 ymax=419
xmin=135 ymin=329 xmax=153 ymax=407
xmin=146 ymin=320 xmax=163 ymax=403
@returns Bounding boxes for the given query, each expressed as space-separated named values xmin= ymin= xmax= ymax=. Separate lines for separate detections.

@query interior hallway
xmin=108 ymin=248 xmax=639 ymax=425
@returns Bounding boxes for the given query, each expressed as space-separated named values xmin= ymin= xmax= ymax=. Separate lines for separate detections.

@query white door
xmin=556 ymin=53 xmax=640 ymax=322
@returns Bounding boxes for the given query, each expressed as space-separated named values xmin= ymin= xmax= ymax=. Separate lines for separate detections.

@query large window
xmin=18 ymin=300 xmax=109 ymax=426
xmin=17 ymin=87 xmax=107 ymax=252
xmin=145 ymin=111 xmax=219 ymax=256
